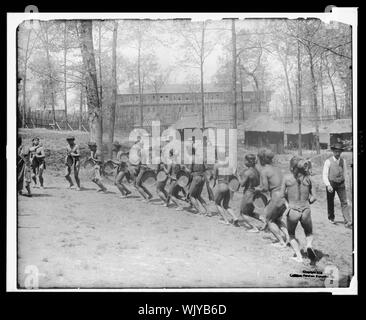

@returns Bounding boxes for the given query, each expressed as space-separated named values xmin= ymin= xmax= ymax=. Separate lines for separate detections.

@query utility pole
xmin=297 ymin=39 xmax=302 ymax=156
xmin=200 ymin=22 xmax=205 ymax=130
xmin=64 ymin=21 xmax=68 ymax=128
xmin=232 ymin=19 xmax=237 ymax=129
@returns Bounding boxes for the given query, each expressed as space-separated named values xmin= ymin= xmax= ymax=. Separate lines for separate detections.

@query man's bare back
xmin=258 ymin=164 xmax=283 ymax=196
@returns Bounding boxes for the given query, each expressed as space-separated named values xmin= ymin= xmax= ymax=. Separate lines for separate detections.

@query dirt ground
xmin=16 ymin=129 xmax=354 ymax=288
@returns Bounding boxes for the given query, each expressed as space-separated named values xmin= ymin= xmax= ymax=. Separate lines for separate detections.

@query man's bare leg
xmin=140 ymin=184 xmax=153 ymax=199
xmin=157 ymin=187 xmax=168 ymax=204
xmin=289 ymin=236 xmax=303 ymax=262
xmin=226 ymin=208 xmax=240 ymax=226
xmin=252 ymin=211 xmax=266 ymax=223
xmin=65 ymin=166 xmax=74 ymax=188
xmin=251 ymin=208 xmax=267 ymax=229
xmin=197 ymin=195 xmax=210 ymax=214
xmin=32 ymin=168 xmax=37 ymax=186
xmin=216 ymin=205 xmax=230 ymax=224
xmin=134 ymin=184 xmax=147 ymax=200
xmin=93 ymin=178 xmax=107 ymax=192
xmin=189 ymin=197 xmax=202 ymax=213
xmin=115 ymin=181 xmax=127 ymax=196
xmin=38 ymin=166 xmax=44 ymax=188
xmin=305 ymin=234 xmax=317 ymax=261
xmin=25 ymin=182 xmax=32 ymax=196
xmin=279 ymin=221 xmax=290 ymax=245
xmin=267 ymin=220 xmax=287 ymax=247
xmin=306 ymin=235 xmax=313 ymax=249
xmin=74 ymin=164 xmax=81 ymax=190
xmin=238 ymin=214 xmax=259 ymax=232
xmin=170 ymin=196 xmax=184 ymax=210
xmin=115 ymin=172 xmax=131 ymax=197
xmin=194 ymin=198 xmax=207 ymax=214
xmin=135 ymin=185 xmax=152 ymax=202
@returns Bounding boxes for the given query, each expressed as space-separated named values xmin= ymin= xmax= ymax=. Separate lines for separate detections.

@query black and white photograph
xmin=7 ymin=9 xmax=358 ymax=292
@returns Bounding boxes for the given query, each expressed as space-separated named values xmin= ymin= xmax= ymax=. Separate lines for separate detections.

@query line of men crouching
xmin=18 ymin=134 xmax=318 ymax=263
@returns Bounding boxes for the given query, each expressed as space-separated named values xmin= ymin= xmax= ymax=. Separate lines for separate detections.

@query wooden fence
xmin=23 ymin=110 xmax=89 ymax=132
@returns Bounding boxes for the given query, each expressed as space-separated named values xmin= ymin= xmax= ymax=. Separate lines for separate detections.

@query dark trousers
xmin=326 ymin=181 xmax=351 ymax=223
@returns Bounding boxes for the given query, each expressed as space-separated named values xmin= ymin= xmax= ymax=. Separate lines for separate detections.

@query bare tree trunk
xmin=239 ymin=62 xmax=245 ymax=121
xmin=137 ymin=37 xmax=144 ymax=127
xmin=328 ymin=73 xmax=338 ymax=119
xmin=281 ymin=58 xmax=294 ymax=122
xmin=250 ymin=74 xmax=261 ymax=112
xmin=22 ymin=28 xmax=32 ymax=128
xmin=79 ymin=20 xmax=103 ymax=156
xmin=231 ymin=19 xmax=237 ymax=129
xmin=308 ymin=50 xmax=320 ymax=154
xmin=345 ymin=72 xmax=352 ymax=116
xmin=107 ymin=21 xmax=118 ymax=159
xmin=319 ymin=55 xmax=325 ymax=118
xmin=42 ymin=22 xmax=56 ymax=123
xmin=98 ymin=21 xmax=104 ymax=135
xmin=297 ymin=40 xmax=302 ymax=156
xmin=200 ymin=23 xmax=205 ymax=130
xmin=64 ymin=21 xmax=68 ymax=128
xmin=325 ymin=56 xmax=339 ymax=119
xmin=42 ymin=83 xmax=46 ymax=110
xmin=79 ymin=86 xmax=83 ymax=131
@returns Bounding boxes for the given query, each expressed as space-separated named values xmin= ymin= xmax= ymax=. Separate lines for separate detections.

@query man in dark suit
xmin=322 ymin=143 xmax=352 ymax=228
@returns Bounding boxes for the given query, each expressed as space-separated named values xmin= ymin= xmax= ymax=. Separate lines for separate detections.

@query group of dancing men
xmin=17 ymin=134 xmax=352 ymax=263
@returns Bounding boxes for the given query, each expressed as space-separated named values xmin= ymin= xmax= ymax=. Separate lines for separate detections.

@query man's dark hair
xmin=258 ymin=148 xmax=274 ymax=165
xmin=245 ymin=154 xmax=256 ymax=166
xmin=290 ymin=156 xmax=300 ymax=172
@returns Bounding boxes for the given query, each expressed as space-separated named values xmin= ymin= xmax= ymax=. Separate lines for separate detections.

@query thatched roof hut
xmin=241 ymin=114 xmax=285 ymax=153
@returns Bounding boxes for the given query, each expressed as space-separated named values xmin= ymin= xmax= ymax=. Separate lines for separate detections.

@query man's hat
xmin=32 ymin=136 xmax=40 ymax=141
xmin=87 ymin=141 xmax=97 ymax=147
xmin=66 ymin=135 xmax=75 ymax=141
xmin=331 ymin=142 xmax=345 ymax=151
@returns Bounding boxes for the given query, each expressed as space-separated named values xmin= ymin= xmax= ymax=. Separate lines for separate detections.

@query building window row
xmin=119 ymin=92 xmax=232 ymax=104
xmin=118 ymin=102 xmax=267 ymax=116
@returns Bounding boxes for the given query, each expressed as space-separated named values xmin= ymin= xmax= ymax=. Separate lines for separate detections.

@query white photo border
xmin=7 ymin=9 xmax=358 ymax=294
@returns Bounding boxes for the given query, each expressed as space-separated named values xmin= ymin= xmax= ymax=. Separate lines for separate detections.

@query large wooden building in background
xmin=115 ymin=84 xmax=272 ymax=130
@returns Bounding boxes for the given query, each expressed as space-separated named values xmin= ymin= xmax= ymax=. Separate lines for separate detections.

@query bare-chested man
xmin=237 ymin=153 xmax=265 ymax=232
xmin=30 ymin=137 xmax=46 ymax=189
xmin=17 ymin=136 xmax=32 ymax=196
xmin=212 ymin=151 xmax=240 ymax=225
xmin=65 ymin=136 xmax=81 ymax=190
xmin=281 ymin=157 xmax=317 ymax=263
xmin=130 ymin=138 xmax=153 ymax=202
xmin=112 ymin=141 xmax=132 ymax=198
xmin=186 ymin=145 xmax=208 ymax=215
xmin=87 ymin=141 xmax=107 ymax=193
xmin=165 ymin=150 xmax=188 ymax=211
xmin=154 ymin=149 xmax=172 ymax=205
xmin=255 ymin=149 xmax=289 ymax=247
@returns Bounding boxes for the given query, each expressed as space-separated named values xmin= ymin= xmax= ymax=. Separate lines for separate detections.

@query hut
xmin=243 ymin=114 xmax=285 ymax=153
xmin=284 ymin=121 xmax=316 ymax=150
xmin=172 ymin=114 xmax=217 ymax=141
xmin=326 ymin=118 xmax=352 ymax=150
